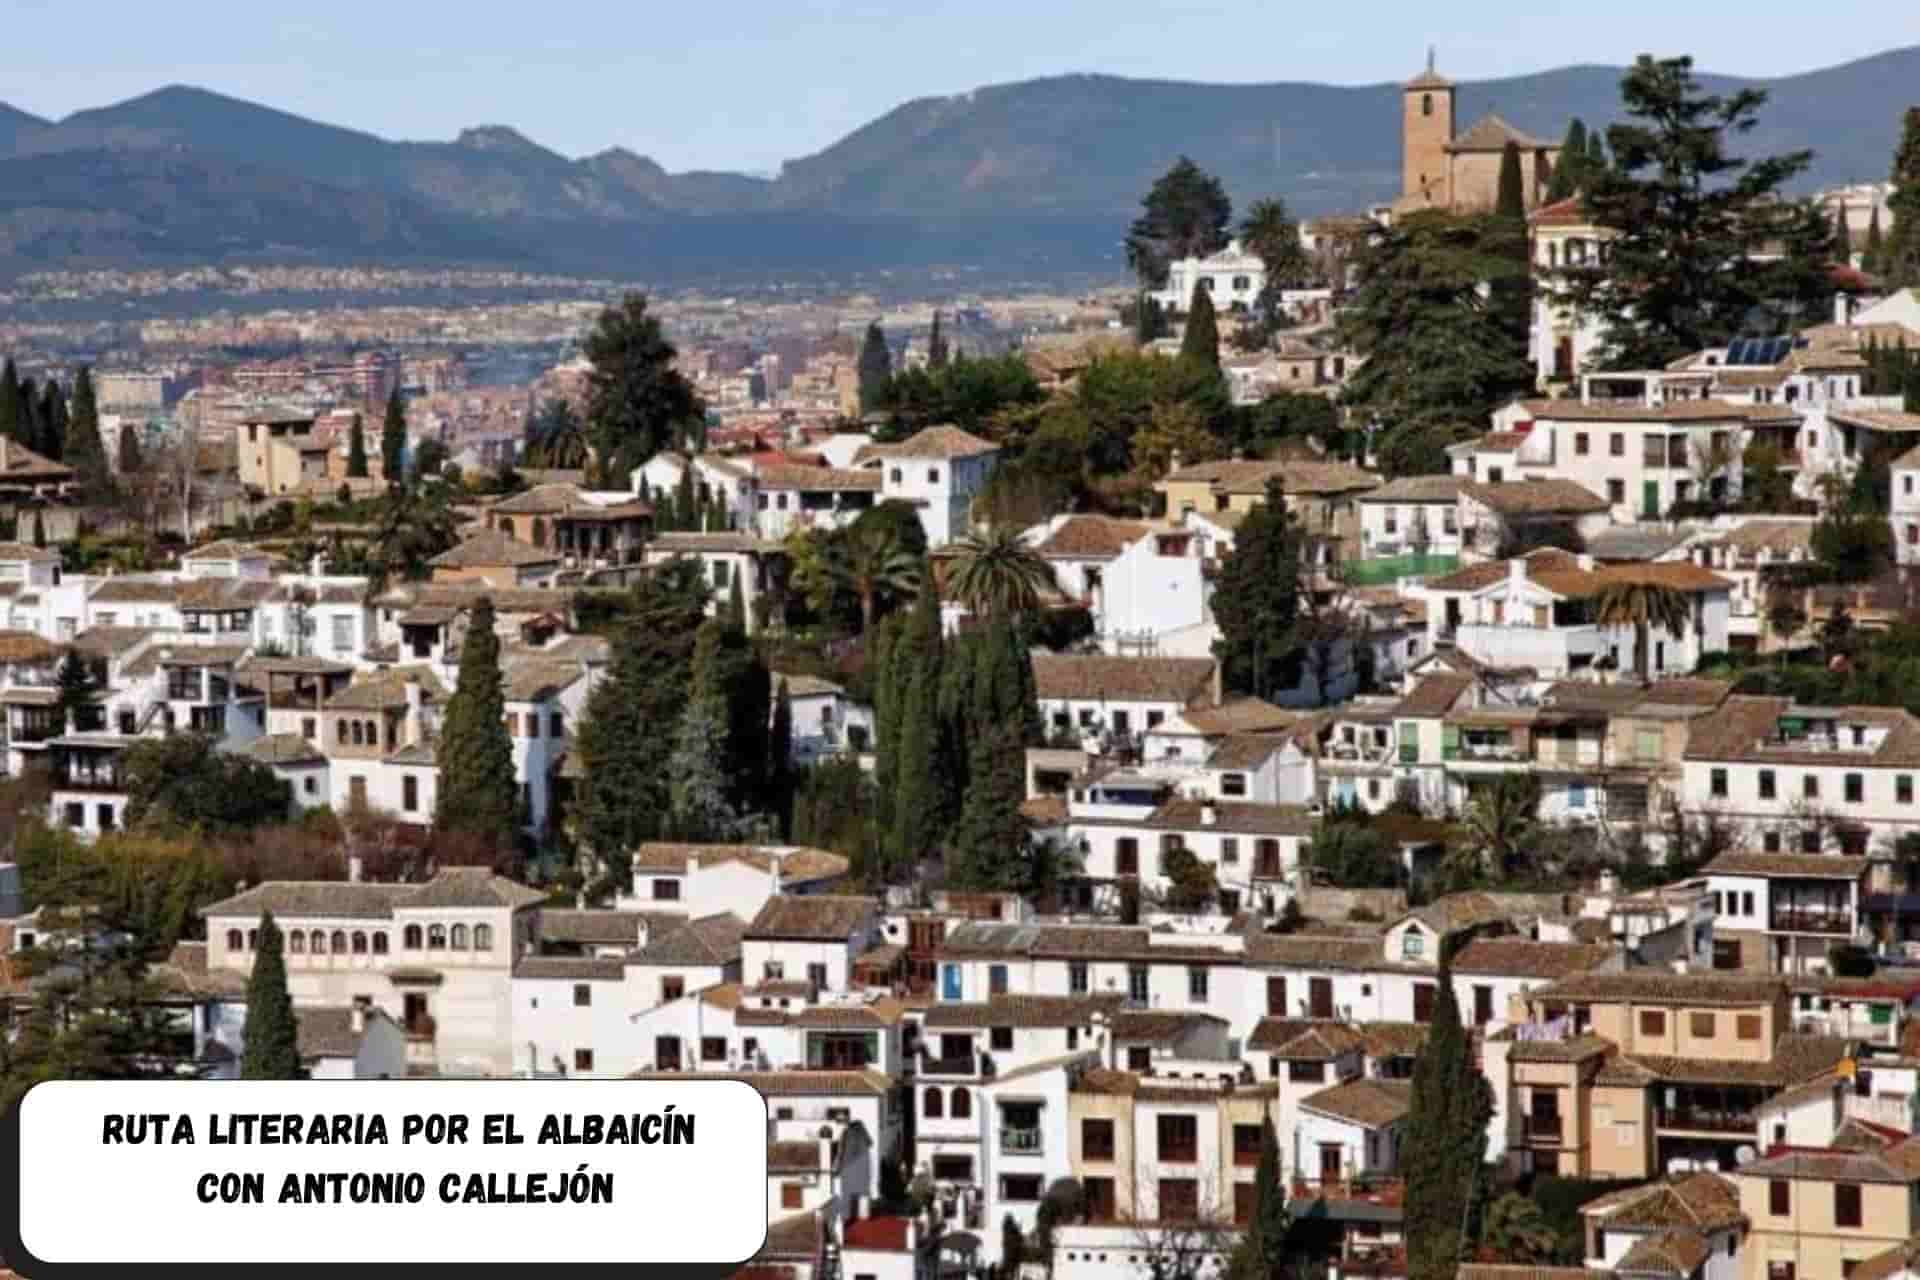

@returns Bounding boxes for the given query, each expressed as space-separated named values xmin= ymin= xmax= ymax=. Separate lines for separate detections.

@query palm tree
xmin=828 ymin=522 xmax=920 ymax=633
xmin=367 ymin=482 xmax=459 ymax=596
xmin=524 ymin=398 xmax=588 ymax=470
xmin=1239 ymin=197 xmax=1306 ymax=285
xmin=1464 ymin=772 xmax=1539 ymax=880
xmin=945 ymin=526 xmax=1059 ymax=618
xmin=1482 ymin=1191 xmax=1559 ymax=1263
xmin=1591 ymin=578 xmax=1694 ymax=683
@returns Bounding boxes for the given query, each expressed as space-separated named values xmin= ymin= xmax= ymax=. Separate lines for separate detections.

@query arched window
xmin=310 ymin=930 xmax=327 ymax=955
xmin=1422 ymin=93 xmax=1433 ymax=118
xmin=337 ymin=721 xmax=348 ymax=745
xmin=923 ymin=1087 xmax=944 ymax=1119
xmin=404 ymin=925 xmax=423 ymax=950
xmin=330 ymin=931 xmax=347 ymax=954
xmin=473 ymin=924 xmax=493 ymax=952
xmin=226 ymin=929 xmax=243 ymax=951
xmin=450 ymin=924 xmax=469 ymax=950
xmin=288 ymin=931 xmax=305 ymax=953
xmin=951 ymin=1088 xmax=972 ymax=1119
xmin=351 ymin=721 xmax=364 ymax=746
xmin=428 ymin=924 xmax=447 ymax=951
xmin=352 ymin=932 xmax=368 ymax=955
xmin=372 ymin=932 xmax=390 ymax=955
xmin=247 ymin=929 xmax=258 ymax=949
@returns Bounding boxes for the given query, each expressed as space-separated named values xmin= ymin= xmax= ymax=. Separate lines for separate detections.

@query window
xmin=1221 ymin=837 xmax=1239 ymax=865
xmin=1639 ymin=1010 xmax=1666 ymax=1037
xmin=1759 ymin=770 xmax=1776 ymax=800
xmin=1116 ymin=838 xmax=1140 ymax=876
xmin=428 ymin=925 xmax=447 ymax=950
xmin=1069 ymin=962 xmax=1089 ymax=994
xmin=889 ymin=468 xmax=903 ymax=485
xmin=1770 ymin=1180 xmax=1790 ymax=1217
xmin=307 ymin=931 xmax=327 ymax=955
xmin=1846 ymin=773 xmax=1864 ymax=804
xmin=807 ymin=963 xmax=828 ymax=990
xmin=1690 ymin=1012 xmax=1715 ymax=1038
xmin=404 ymin=925 xmax=422 ymax=950
xmin=1402 ymin=929 xmax=1426 ymax=960
xmin=288 ymin=930 xmax=305 ymax=953
xmin=1836 ymin=1182 xmax=1862 ymax=1228
xmin=1902 ymin=775 xmax=1915 ymax=806
xmin=652 ymin=879 xmax=681 ymax=901
xmin=1805 ymin=775 xmax=1820 ymax=800
xmin=782 ymin=1184 xmax=804 ymax=1210
xmin=1000 ymin=1176 xmax=1042 ymax=1203
xmin=927 ymin=468 xmax=941 ymax=483
xmin=1188 ymin=967 xmax=1209 ymax=1002
xmin=1221 ymin=773 xmax=1247 ymax=797
xmin=1128 ymin=965 xmax=1149 ymax=1002
xmin=1289 ymin=1060 xmax=1327 ymax=1083
xmin=573 ymin=984 xmax=592 ymax=1008
xmin=1082 ymin=1119 xmax=1115 ymax=1161
xmin=399 ymin=773 xmax=419 ymax=812
xmin=951 ymin=1088 xmax=971 ymax=1119
xmin=1158 ymin=1178 xmax=1199 ymax=1222
xmin=472 ymin=925 xmax=491 ymax=951
xmin=1233 ymin=1124 xmax=1263 ymax=1168
xmin=352 ymin=932 xmax=368 ymax=955
xmin=931 ymin=1155 xmax=973 ymax=1183
xmin=1803 ymin=829 xmax=1823 ymax=854
xmin=373 ymin=933 xmax=389 ymax=955
xmin=574 ymin=1049 xmax=594 ymax=1072
xmin=701 ymin=1037 xmax=727 ymax=1062
xmin=1710 ymin=768 xmax=1728 ymax=798
xmin=1128 ymin=1046 xmax=1152 ymax=1072
xmin=301 ymin=717 xmax=316 ymax=741
xmin=661 ymin=976 xmax=684 ymax=1002
xmin=990 ymin=1027 xmax=1014 ymax=1052
xmin=1738 ymin=1014 xmax=1763 ymax=1041
xmin=1608 ymin=479 xmax=1625 ymax=505
xmin=924 ymin=1088 xmax=944 ymax=1118
xmin=331 ymin=616 xmax=354 ymax=652
xmin=1574 ymin=432 xmax=1589 ymax=456
xmin=989 ymin=964 xmax=1009 ymax=995
xmin=1158 ymin=1114 xmax=1198 ymax=1163
xmin=1610 ymin=433 xmax=1625 ymax=457
xmin=449 ymin=924 xmax=468 ymax=950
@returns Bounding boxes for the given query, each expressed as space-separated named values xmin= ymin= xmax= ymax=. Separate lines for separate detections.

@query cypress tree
xmin=664 ymin=622 xmax=749 ymax=841
xmin=886 ymin=573 xmax=948 ymax=878
xmin=768 ymin=679 xmax=795 ymax=840
xmin=1181 ymin=283 xmax=1220 ymax=367
xmin=1495 ymin=141 xmax=1526 ymax=220
xmin=726 ymin=575 xmax=746 ymax=630
xmin=38 ymin=380 xmax=65 ymax=461
xmin=1886 ymin=107 xmax=1920 ymax=287
xmin=65 ymin=367 xmax=109 ymax=495
xmin=1835 ymin=204 xmax=1853 ymax=263
xmin=857 ymin=321 xmax=892 ymax=414
xmin=1546 ymin=119 xmax=1589 ymax=201
xmin=1585 ymin=128 xmax=1607 ymax=176
xmin=381 ymin=387 xmax=407 ymax=485
xmin=928 ymin=310 xmax=950 ymax=369
xmin=0 ymin=359 xmax=18 ymax=445
xmin=947 ymin=721 xmax=1030 ymax=891
xmin=1865 ymin=206 xmax=1885 ymax=275
xmin=116 ymin=424 xmax=142 ymax=476
xmin=347 ymin=414 xmax=369 ymax=478
xmin=55 ymin=646 xmax=97 ymax=733
xmin=870 ymin=618 xmax=902 ymax=843
xmin=1245 ymin=1115 xmax=1292 ymax=1280
xmin=1401 ymin=938 xmax=1494 ymax=1280
xmin=241 ymin=911 xmax=302 ymax=1079
xmin=435 ymin=596 xmax=518 ymax=847
xmin=31 ymin=509 xmax=45 ymax=549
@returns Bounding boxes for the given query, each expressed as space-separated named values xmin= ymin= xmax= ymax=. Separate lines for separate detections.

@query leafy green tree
xmin=575 ymin=562 xmax=710 ymax=882
xmin=792 ymin=756 xmax=880 ymax=883
xmin=1496 ymin=141 xmax=1526 ymax=220
xmin=1567 ymin=56 xmax=1826 ymax=369
xmin=1211 ymin=479 xmax=1302 ymax=699
xmin=436 ymin=597 xmax=518 ymax=847
xmin=1402 ymin=939 xmax=1493 ymax=1280
xmin=1158 ymin=844 xmax=1220 ymax=912
xmin=54 ymin=648 xmax=98 ymax=734
xmin=879 ymin=353 xmax=1043 ymax=435
xmin=381 ymin=387 xmax=407 ymax=485
xmin=1181 ymin=284 xmax=1221 ymax=367
xmin=367 ymin=481 xmax=458 ymax=592
xmin=241 ymin=911 xmax=302 ymax=1080
xmin=122 ymin=734 xmax=291 ymax=831
xmin=1885 ymin=108 xmax=1920 ymax=288
xmin=1126 ymin=156 xmax=1232 ymax=287
xmin=582 ymin=293 xmax=706 ymax=479
xmin=1072 ymin=350 xmax=1232 ymax=478
xmin=1339 ymin=212 xmax=1531 ymax=470
xmin=1308 ymin=821 xmax=1402 ymax=889
xmin=64 ymin=367 xmax=110 ymax=496
xmin=1484 ymin=1192 xmax=1559 ymax=1263
xmin=945 ymin=525 xmax=1058 ymax=618
xmin=1591 ymin=578 xmax=1695 ymax=682
xmin=1134 ymin=294 xmax=1167 ymax=344
xmin=1812 ymin=485 xmax=1894 ymax=584
xmin=347 ymin=414 xmax=369 ymax=478
xmin=857 ymin=321 xmax=893 ymax=414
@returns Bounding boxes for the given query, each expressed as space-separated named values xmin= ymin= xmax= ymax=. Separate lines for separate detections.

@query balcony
xmin=1521 ymin=1115 xmax=1563 ymax=1146
xmin=920 ymin=1052 xmax=985 ymax=1079
xmin=1289 ymin=1177 xmax=1405 ymax=1207
xmin=1654 ymin=1107 xmax=1756 ymax=1135
xmin=53 ymin=772 xmax=126 ymax=795
xmin=1000 ymin=1128 xmax=1043 ymax=1155
xmin=1770 ymin=909 xmax=1853 ymax=935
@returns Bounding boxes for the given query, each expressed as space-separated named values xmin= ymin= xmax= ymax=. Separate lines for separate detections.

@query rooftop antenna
xmin=1427 ymin=46 xmax=1436 ymax=75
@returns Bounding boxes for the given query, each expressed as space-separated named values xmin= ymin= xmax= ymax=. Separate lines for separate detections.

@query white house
xmin=856 ymin=426 xmax=1000 ymax=547
xmin=296 ymin=1005 xmax=408 ymax=1079
xmin=1152 ymin=240 xmax=1268 ymax=315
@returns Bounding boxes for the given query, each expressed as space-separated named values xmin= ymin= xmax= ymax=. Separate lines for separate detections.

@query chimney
xmin=1201 ymin=800 xmax=1218 ymax=826
xmin=1577 ymin=554 xmax=1595 ymax=572
xmin=1508 ymin=558 xmax=1525 ymax=585
xmin=350 ymin=1004 xmax=366 ymax=1035
xmin=404 ymin=677 xmax=424 ymax=745
xmin=347 ymin=855 xmax=363 ymax=884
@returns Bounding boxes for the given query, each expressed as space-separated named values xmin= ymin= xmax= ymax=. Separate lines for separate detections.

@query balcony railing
xmin=1770 ymin=910 xmax=1853 ymax=935
xmin=1654 ymin=1107 xmax=1756 ymax=1135
xmin=53 ymin=773 xmax=126 ymax=794
xmin=1522 ymin=1116 xmax=1563 ymax=1145
xmin=1000 ymin=1128 xmax=1043 ymax=1155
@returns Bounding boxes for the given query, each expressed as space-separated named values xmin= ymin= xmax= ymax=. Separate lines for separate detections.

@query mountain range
xmin=0 ymin=46 xmax=1915 ymax=282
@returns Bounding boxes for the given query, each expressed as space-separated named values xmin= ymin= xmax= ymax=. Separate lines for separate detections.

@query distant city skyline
xmin=5 ymin=1 xmax=1917 ymax=176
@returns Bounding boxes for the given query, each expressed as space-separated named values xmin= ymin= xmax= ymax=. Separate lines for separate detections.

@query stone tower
xmin=1403 ymin=49 xmax=1456 ymax=206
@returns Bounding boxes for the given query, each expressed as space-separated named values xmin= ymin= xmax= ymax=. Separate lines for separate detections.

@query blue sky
xmin=7 ymin=0 xmax=1918 ymax=175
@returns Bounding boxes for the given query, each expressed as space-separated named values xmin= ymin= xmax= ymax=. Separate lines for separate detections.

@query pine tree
xmin=241 ymin=911 xmax=302 ymax=1080
xmin=1401 ymin=938 xmax=1493 ymax=1280
xmin=0 ymin=359 xmax=18 ymax=445
xmin=381 ymin=387 xmax=407 ymax=485
xmin=116 ymin=424 xmax=142 ymax=477
xmin=1886 ymin=107 xmax=1920 ymax=288
xmin=768 ymin=679 xmax=796 ymax=840
xmin=64 ymin=367 xmax=110 ymax=495
xmin=1496 ymin=141 xmax=1526 ymax=220
xmin=1181 ymin=283 xmax=1220 ymax=367
xmin=928 ymin=310 xmax=950 ymax=369
xmin=857 ymin=322 xmax=892 ymax=414
xmin=347 ymin=414 xmax=369 ymax=478
xmin=885 ymin=575 xmax=949 ymax=878
xmin=435 ymin=596 xmax=518 ymax=847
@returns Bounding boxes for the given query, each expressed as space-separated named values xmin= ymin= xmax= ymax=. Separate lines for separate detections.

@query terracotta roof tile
xmin=1035 ymin=514 xmax=1152 ymax=560
xmin=745 ymin=894 xmax=876 ymax=941
xmin=1463 ymin=478 xmax=1610 ymax=515
xmin=1031 ymin=654 xmax=1216 ymax=705
xmin=1299 ymin=1077 xmax=1412 ymax=1128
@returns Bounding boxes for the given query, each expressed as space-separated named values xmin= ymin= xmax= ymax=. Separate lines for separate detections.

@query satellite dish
xmin=1735 ymin=1145 xmax=1758 ymax=1166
